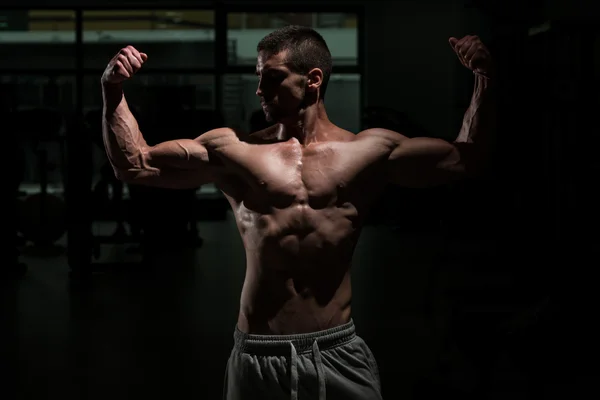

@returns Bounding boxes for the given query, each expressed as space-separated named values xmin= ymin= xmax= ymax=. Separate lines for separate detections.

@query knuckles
xmin=106 ymin=46 xmax=142 ymax=80
xmin=120 ymin=45 xmax=137 ymax=54
xmin=457 ymin=37 xmax=488 ymax=56
xmin=459 ymin=35 xmax=482 ymax=46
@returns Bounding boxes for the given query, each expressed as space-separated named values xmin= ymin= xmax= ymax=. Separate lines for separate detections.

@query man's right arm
xmin=101 ymin=46 xmax=237 ymax=189
xmin=102 ymin=82 xmax=237 ymax=189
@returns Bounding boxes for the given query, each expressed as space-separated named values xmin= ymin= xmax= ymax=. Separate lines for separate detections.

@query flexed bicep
xmin=118 ymin=128 xmax=239 ymax=189
xmin=387 ymin=136 xmax=466 ymax=187
xmin=146 ymin=139 xmax=210 ymax=169
xmin=101 ymin=45 xmax=242 ymax=189
xmin=360 ymin=128 xmax=469 ymax=188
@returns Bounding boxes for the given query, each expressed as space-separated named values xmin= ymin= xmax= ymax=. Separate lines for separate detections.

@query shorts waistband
xmin=234 ymin=320 xmax=356 ymax=356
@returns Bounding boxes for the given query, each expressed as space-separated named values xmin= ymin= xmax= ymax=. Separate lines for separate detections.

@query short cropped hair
xmin=257 ymin=25 xmax=332 ymax=100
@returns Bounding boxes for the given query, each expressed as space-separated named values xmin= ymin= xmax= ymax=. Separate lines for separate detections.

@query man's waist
xmin=237 ymin=297 xmax=352 ymax=336
xmin=233 ymin=319 xmax=356 ymax=355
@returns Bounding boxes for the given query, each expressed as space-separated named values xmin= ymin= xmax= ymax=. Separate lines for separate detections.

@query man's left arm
xmin=382 ymin=35 xmax=496 ymax=188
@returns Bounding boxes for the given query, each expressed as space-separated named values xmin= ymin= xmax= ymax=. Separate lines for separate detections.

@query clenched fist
xmin=101 ymin=45 xmax=148 ymax=85
xmin=449 ymin=35 xmax=493 ymax=77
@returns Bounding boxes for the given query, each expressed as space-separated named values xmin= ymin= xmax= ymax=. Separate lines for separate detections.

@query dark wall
xmin=365 ymin=0 xmax=472 ymax=139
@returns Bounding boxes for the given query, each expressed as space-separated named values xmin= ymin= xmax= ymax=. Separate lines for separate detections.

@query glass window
xmin=221 ymin=73 xmax=360 ymax=133
xmin=83 ymin=10 xmax=215 ymax=70
xmin=1 ymin=74 xmax=75 ymax=111
xmin=324 ymin=74 xmax=361 ymax=133
xmin=226 ymin=12 xmax=358 ymax=66
xmin=0 ymin=10 xmax=76 ymax=70
xmin=220 ymin=74 xmax=261 ymax=131
xmin=83 ymin=73 xmax=215 ymax=112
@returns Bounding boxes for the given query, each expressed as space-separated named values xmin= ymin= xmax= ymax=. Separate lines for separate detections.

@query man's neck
xmin=280 ymin=101 xmax=332 ymax=145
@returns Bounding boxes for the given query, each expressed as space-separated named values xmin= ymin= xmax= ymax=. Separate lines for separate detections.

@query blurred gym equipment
xmin=3 ymin=83 xmax=27 ymax=277
xmin=16 ymin=108 xmax=68 ymax=248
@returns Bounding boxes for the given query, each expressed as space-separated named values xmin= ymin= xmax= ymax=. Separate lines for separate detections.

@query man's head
xmin=256 ymin=25 xmax=332 ymax=122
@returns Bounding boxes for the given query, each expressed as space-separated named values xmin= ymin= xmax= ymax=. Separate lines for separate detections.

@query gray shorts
xmin=223 ymin=320 xmax=382 ymax=400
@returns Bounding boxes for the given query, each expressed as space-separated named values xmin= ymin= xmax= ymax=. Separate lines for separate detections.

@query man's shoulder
xmin=357 ymin=127 xmax=399 ymax=138
xmin=197 ymin=127 xmax=249 ymax=149
xmin=355 ymin=128 xmax=406 ymax=148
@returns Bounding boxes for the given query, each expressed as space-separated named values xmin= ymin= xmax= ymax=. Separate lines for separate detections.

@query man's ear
xmin=306 ymin=68 xmax=324 ymax=92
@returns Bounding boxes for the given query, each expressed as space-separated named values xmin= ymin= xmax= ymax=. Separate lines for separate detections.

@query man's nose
xmin=253 ymin=76 xmax=260 ymax=96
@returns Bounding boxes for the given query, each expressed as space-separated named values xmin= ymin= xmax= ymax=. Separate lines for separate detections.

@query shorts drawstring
xmin=289 ymin=340 xmax=326 ymax=400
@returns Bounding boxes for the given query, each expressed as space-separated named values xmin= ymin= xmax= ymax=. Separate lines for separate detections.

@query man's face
xmin=255 ymin=50 xmax=306 ymax=123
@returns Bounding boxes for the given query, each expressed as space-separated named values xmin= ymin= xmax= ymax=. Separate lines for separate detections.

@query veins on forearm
xmin=455 ymin=74 xmax=495 ymax=145
xmin=102 ymin=85 xmax=149 ymax=171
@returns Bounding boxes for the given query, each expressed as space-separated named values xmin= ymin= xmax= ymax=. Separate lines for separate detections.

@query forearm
xmin=455 ymin=73 xmax=495 ymax=146
xmin=452 ymin=72 xmax=496 ymax=174
xmin=101 ymin=82 xmax=150 ymax=175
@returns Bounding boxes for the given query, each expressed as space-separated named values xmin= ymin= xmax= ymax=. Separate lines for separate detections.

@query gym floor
xmin=3 ymin=212 xmax=595 ymax=400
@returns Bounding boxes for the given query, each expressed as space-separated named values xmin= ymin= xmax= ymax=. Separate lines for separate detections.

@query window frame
xmin=0 ymin=5 xmax=365 ymax=123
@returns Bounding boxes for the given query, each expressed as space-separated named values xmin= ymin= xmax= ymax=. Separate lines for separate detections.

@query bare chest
xmin=239 ymin=141 xmax=384 ymax=211
xmin=215 ymin=139 xmax=390 ymax=259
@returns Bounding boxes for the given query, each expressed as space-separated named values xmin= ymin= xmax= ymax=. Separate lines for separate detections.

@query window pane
xmin=226 ymin=13 xmax=357 ymax=66
xmin=83 ymin=10 xmax=215 ymax=70
xmin=324 ymin=74 xmax=361 ymax=133
xmin=0 ymin=10 xmax=76 ymax=70
xmin=221 ymin=73 xmax=361 ymax=133
xmin=83 ymin=73 xmax=215 ymax=112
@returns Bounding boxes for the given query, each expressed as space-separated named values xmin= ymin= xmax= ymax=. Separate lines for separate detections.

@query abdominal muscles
xmin=236 ymin=202 xmax=360 ymax=333
xmin=246 ymin=202 xmax=360 ymax=268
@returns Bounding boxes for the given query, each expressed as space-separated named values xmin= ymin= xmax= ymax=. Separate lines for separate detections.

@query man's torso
xmin=206 ymin=125 xmax=394 ymax=334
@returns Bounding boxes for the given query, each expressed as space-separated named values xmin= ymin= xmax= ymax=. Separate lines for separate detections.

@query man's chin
xmin=264 ymin=111 xmax=280 ymax=123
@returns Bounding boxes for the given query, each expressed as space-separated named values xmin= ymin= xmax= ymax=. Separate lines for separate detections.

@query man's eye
xmin=266 ymin=73 xmax=285 ymax=82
